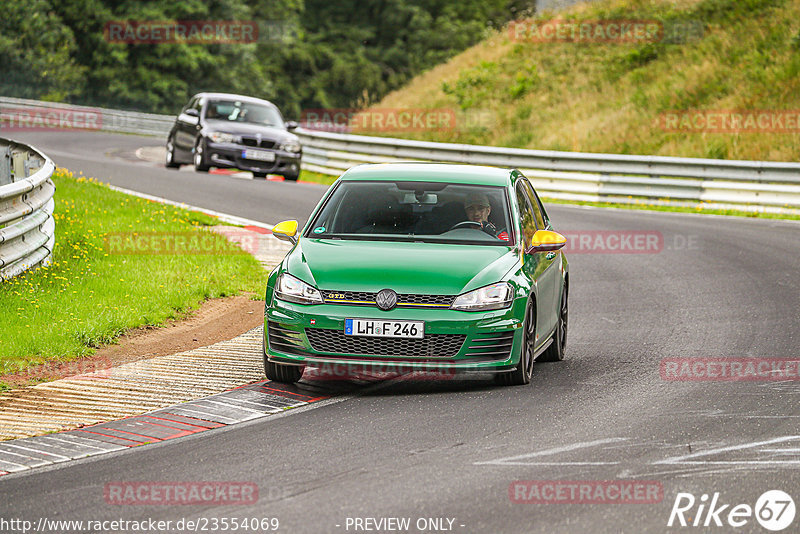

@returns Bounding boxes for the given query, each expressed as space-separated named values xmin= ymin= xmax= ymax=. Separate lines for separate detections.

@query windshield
xmin=205 ymin=99 xmax=283 ymax=127
xmin=305 ymin=180 xmax=513 ymax=245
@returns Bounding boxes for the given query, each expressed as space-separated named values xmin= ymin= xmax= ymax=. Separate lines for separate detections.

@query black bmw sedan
xmin=165 ymin=92 xmax=302 ymax=180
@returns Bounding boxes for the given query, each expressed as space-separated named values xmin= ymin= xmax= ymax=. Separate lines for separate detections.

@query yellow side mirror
xmin=272 ymin=220 xmax=298 ymax=245
xmin=527 ymin=230 xmax=567 ymax=253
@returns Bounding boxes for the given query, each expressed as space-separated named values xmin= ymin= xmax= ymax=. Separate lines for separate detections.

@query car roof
xmin=339 ymin=163 xmax=515 ymax=186
xmin=193 ymin=93 xmax=277 ymax=108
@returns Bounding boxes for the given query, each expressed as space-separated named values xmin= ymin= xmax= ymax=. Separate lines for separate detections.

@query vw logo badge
xmin=375 ymin=289 xmax=397 ymax=311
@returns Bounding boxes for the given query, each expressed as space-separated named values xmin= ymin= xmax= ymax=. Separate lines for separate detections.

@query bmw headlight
xmin=280 ymin=140 xmax=301 ymax=153
xmin=451 ymin=282 xmax=513 ymax=311
xmin=275 ymin=273 xmax=323 ymax=305
xmin=208 ymin=132 xmax=239 ymax=144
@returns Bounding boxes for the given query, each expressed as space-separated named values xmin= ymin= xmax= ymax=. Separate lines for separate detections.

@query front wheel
xmin=496 ymin=300 xmax=535 ymax=386
xmin=252 ymin=171 xmax=268 ymax=179
xmin=282 ymin=170 xmax=299 ymax=181
xmin=263 ymin=339 xmax=304 ymax=383
xmin=193 ymin=138 xmax=210 ymax=172
xmin=539 ymin=287 xmax=568 ymax=362
xmin=165 ymin=138 xmax=180 ymax=168
xmin=265 ymin=359 xmax=304 ymax=383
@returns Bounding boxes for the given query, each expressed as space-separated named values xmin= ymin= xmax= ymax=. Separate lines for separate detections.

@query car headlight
xmin=275 ymin=273 xmax=323 ymax=305
xmin=451 ymin=282 xmax=513 ymax=311
xmin=280 ymin=140 xmax=301 ymax=153
xmin=208 ymin=132 xmax=239 ymax=144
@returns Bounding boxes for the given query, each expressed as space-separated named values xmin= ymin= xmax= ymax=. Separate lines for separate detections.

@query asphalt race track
xmin=1 ymin=131 xmax=799 ymax=533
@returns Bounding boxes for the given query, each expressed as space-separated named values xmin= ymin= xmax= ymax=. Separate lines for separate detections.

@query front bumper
xmin=264 ymin=299 xmax=527 ymax=373
xmin=207 ymin=141 xmax=301 ymax=174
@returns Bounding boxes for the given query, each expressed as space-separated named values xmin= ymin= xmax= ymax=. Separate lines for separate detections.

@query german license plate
xmin=344 ymin=319 xmax=424 ymax=339
xmin=242 ymin=149 xmax=275 ymax=161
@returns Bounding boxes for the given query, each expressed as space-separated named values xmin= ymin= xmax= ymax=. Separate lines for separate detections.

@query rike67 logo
xmin=668 ymin=490 xmax=795 ymax=531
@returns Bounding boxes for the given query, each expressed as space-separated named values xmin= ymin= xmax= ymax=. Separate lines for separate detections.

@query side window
xmin=515 ymin=183 xmax=536 ymax=249
xmin=522 ymin=180 xmax=546 ymax=229
xmin=532 ymin=185 xmax=551 ymax=227
xmin=193 ymin=98 xmax=203 ymax=114
xmin=183 ymin=97 xmax=197 ymax=113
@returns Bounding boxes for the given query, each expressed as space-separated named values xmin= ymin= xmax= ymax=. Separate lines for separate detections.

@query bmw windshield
xmin=305 ymin=181 xmax=514 ymax=245
xmin=205 ymin=99 xmax=284 ymax=127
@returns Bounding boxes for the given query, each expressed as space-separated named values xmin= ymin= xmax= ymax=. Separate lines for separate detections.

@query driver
xmin=464 ymin=193 xmax=498 ymax=236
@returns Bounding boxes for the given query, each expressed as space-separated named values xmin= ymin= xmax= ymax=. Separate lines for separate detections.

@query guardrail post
xmin=11 ymin=149 xmax=26 ymax=183
xmin=0 ymin=145 xmax=10 ymax=186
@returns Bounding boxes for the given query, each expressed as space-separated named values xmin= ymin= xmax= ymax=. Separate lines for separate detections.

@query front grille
xmin=241 ymin=137 xmax=277 ymax=149
xmin=306 ymin=328 xmax=465 ymax=358
xmin=268 ymin=322 xmax=307 ymax=355
xmin=321 ymin=290 xmax=455 ymax=308
xmin=463 ymin=331 xmax=515 ymax=360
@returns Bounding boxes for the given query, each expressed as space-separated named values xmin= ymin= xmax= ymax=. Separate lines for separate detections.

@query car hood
xmin=203 ymin=119 xmax=296 ymax=141
xmin=285 ymin=238 xmax=519 ymax=295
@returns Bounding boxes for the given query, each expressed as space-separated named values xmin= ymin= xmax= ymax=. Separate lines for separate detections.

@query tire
xmin=265 ymin=360 xmax=304 ymax=383
xmin=193 ymin=138 xmax=210 ymax=172
xmin=253 ymin=171 xmax=268 ymax=179
xmin=165 ymin=137 xmax=180 ymax=168
xmin=263 ymin=337 xmax=304 ymax=383
xmin=539 ymin=286 xmax=568 ymax=362
xmin=282 ymin=171 xmax=299 ymax=181
xmin=496 ymin=300 xmax=535 ymax=386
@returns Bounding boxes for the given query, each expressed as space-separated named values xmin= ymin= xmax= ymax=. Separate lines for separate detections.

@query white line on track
xmin=474 ymin=437 xmax=629 ymax=466
xmin=104 ymin=184 xmax=273 ymax=230
xmin=654 ymin=435 xmax=800 ymax=465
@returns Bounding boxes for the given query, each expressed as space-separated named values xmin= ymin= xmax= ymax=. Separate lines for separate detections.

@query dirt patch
xmin=0 ymin=295 xmax=265 ymax=390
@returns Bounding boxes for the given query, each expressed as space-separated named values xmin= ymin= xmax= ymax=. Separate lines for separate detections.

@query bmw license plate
xmin=345 ymin=319 xmax=424 ymax=339
xmin=242 ymin=149 xmax=275 ymax=162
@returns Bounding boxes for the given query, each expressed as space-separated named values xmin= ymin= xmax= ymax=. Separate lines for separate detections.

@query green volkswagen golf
xmin=264 ymin=163 xmax=568 ymax=386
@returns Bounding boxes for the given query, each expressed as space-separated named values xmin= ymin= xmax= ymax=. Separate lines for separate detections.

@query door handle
xmin=545 ymin=251 xmax=556 ymax=260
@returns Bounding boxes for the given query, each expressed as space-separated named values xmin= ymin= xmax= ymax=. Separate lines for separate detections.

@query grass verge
xmin=0 ymin=169 xmax=266 ymax=389
xmin=372 ymin=0 xmax=800 ymax=162
xmin=298 ymin=169 xmax=338 ymax=186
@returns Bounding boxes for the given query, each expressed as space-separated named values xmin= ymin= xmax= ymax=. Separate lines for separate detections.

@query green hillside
xmin=367 ymin=0 xmax=800 ymax=162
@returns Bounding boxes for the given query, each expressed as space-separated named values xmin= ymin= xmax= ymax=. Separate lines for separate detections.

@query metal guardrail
xmin=295 ymin=129 xmax=800 ymax=212
xmin=2 ymin=96 xmax=798 ymax=212
xmin=0 ymin=96 xmax=172 ymax=138
xmin=0 ymin=138 xmax=56 ymax=281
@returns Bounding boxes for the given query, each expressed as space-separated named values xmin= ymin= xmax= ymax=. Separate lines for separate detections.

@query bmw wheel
xmin=193 ymin=138 xmax=210 ymax=172
xmin=165 ymin=137 xmax=180 ymax=168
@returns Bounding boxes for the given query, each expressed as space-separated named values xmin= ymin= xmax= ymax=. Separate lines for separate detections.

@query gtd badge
xmin=668 ymin=490 xmax=795 ymax=531
xmin=375 ymin=289 xmax=397 ymax=311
